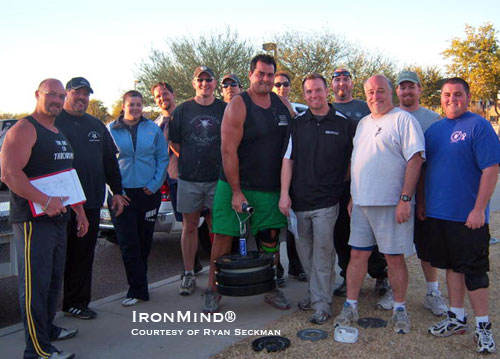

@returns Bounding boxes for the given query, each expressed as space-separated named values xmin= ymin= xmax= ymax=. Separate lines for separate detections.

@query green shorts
xmin=212 ymin=180 xmax=287 ymax=237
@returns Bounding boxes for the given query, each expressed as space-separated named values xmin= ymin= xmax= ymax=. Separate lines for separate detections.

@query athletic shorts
xmin=414 ymin=217 xmax=432 ymax=262
xmin=348 ymin=205 xmax=414 ymax=255
xmin=427 ymin=217 xmax=490 ymax=274
xmin=176 ymin=179 xmax=216 ymax=214
xmin=212 ymin=180 xmax=287 ymax=237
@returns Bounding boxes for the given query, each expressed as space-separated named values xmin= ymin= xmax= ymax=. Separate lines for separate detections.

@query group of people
xmin=2 ymin=53 xmax=498 ymax=358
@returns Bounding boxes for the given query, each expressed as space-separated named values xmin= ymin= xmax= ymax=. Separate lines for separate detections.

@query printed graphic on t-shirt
xmin=375 ymin=125 xmax=382 ymax=137
xmin=54 ymin=140 xmax=74 ymax=160
xmin=88 ymin=131 xmax=101 ymax=142
xmin=188 ymin=115 xmax=221 ymax=147
xmin=450 ymin=131 xmax=467 ymax=143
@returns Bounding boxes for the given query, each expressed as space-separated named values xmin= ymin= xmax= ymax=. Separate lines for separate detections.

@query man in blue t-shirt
xmin=424 ymin=77 xmax=500 ymax=354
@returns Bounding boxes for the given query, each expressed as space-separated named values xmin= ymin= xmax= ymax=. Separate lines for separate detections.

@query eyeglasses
xmin=274 ymin=81 xmax=290 ymax=88
xmin=40 ymin=90 xmax=66 ymax=101
xmin=332 ymin=71 xmax=351 ymax=79
xmin=196 ymin=78 xmax=213 ymax=83
xmin=222 ymin=82 xmax=239 ymax=88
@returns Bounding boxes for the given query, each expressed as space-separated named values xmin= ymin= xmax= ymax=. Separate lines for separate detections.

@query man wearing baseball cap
xmin=221 ymin=74 xmax=242 ymax=103
xmin=56 ymin=77 xmax=127 ymax=320
xmin=394 ymin=70 xmax=446 ymax=316
xmin=169 ymin=66 xmax=226 ymax=296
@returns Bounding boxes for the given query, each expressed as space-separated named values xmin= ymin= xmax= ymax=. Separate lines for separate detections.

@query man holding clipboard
xmin=1 ymin=79 xmax=88 ymax=359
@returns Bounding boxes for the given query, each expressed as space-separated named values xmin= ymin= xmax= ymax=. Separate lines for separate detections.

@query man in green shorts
xmin=202 ymin=54 xmax=295 ymax=313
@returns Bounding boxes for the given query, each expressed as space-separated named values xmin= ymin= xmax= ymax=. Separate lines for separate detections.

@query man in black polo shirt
xmin=279 ymin=73 xmax=355 ymax=324
xmin=56 ymin=77 xmax=126 ymax=320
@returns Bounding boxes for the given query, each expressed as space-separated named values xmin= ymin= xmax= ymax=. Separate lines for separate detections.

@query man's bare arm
xmin=221 ymin=96 xmax=246 ymax=212
xmin=395 ymin=152 xmax=424 ymax=224
xmin=279 ymin=158 xmax=293 ymax=217
xmin=465 ymin=164 xmax=499 ymax=229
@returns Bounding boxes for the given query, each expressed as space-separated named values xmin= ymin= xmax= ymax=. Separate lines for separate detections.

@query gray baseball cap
xmin=396 ymin=71 xmax=420 ymax=86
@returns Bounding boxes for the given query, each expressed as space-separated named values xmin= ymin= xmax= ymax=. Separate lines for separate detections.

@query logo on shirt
xmin=278 ymin=115 xmax=289 ymax=126
xmin=450 ymin=131 xmax=467 ymax=143
xmin=325 ymin=130 xmax=339 ymax=135
xmin=88 ymin=131 xmax=101 ymax=142
xmin=54 ymin=140 xmax=74 ymax=160
xmin=375 ymin=125 xmax=382 ymax=137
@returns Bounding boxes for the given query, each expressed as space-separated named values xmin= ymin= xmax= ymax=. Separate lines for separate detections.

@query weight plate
xmin=252 ymin=336 xmax=291 ymax=352
xmin=216 ymin=266 xmax=275 ymax=286
xmin=216 ymin=279 xmax=275 ymax=297
xmin=215 ymin=251 xmax=274 ymax=270
xmin=357 ymin=317 xmax=387 ymax=328
xmin=296 ymin=328 xmax=328 ymax=342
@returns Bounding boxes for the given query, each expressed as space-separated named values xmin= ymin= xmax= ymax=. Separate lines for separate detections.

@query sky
xmin=1 ymin=0 xmax=499 ymax=114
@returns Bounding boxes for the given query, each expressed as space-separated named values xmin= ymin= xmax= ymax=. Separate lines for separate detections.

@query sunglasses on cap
xmin=222 ymin=82 xmax=239 ymax=88
xmin=196 ymin=78 xmax=214 ymax=83
xmin=332 ymin=71 xmax=351 ymax=79
xmin=274 ymin=81 xmax=290 ymax=88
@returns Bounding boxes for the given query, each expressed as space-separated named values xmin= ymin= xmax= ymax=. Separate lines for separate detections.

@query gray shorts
xmin=176 ymin=179 xmax=217 ymax=214
xmin=348 ymin=205 xmax=414 ymax=255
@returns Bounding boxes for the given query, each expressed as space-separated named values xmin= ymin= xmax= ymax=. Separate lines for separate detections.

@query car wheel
xmin=216 ymin=266 xmax=275 ymax=286
xmin=216 ymin=279 xmax=276 ymax=297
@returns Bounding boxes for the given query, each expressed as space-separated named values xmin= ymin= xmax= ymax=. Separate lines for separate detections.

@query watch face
xmin=400 ymin=195 xmax=411 ymax=202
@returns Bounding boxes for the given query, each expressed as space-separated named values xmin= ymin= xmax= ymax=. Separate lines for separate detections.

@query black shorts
xmin=427 ymin=217 xmax=489 ymax=274
xmin=414 ymin=216 xmax=432 ymax=262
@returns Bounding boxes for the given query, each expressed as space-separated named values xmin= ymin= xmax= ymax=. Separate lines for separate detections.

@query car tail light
xmin=160 ymin=184 xmax=171 ymax=202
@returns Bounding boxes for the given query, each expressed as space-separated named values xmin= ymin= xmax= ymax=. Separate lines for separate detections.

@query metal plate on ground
xmin=252 ymin=336 xmax=291 ymax=352
xmin=297 ymin=328 xmax=328 ymax=342
xmin=357 ymin=317 xmax=387 ymax=328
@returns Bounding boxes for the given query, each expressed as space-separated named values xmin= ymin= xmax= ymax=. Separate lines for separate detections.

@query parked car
xmin=0 ymin=119 xmax=18 ymax=190
xmin=291 ymin=102 xmax=308 ymax=114
xmin=99 ymin=182 xmax=212 ymax=252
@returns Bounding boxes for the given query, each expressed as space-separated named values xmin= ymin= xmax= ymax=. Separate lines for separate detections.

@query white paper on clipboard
xmin=29 ymin=168 xmax=86 ymax=216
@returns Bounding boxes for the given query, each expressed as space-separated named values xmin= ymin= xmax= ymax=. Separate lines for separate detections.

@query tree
xmin=399 ymin=65 xmax=443 ymax=109
xmin=443 ymin=23 xmax=500 ymax=115
xmin=110 ymin=99 xmax=123 ymax=121
xmin=87 ymin=99 xmax=109 ymax=123
xmin=269 ymin=30 xmax=398 ymax=103
xmin=0 ymin=112 xmax=29 ymax=119
xmin=136 ymin=27 xmax=255 ymax=105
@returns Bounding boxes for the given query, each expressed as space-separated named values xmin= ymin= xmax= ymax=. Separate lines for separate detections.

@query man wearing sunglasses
xmin=169 ymin=66 xmax=226 ymax=296
xmin=331 ymin=69 xmax=390 ymax=302
xmin=221 ymin=74 xmax=242 ymax=103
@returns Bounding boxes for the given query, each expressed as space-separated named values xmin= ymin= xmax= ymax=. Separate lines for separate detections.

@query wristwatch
xmin=400 ymin=194 xmax=411 ymax=202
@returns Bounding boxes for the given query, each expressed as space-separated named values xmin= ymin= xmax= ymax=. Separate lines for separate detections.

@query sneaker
xmin=475 ymin=322 xmax=496 ymax=353
xmin=309 ymin=309 xmax=330 ymax=325
xmin=298 ymin=297 xmax=312 ymax=311
xmin=290 ymin=272 xmax=308 ymax=282
xmin=334 ymin=279 xmax=347 ymax=297
xmin=43 ymin=351 xmax=75 ymax=359
xmin=333 ymin=302 xmax=359 ymax=327
xmin=179 ymin=272 xmax=196 ymax=295
xmin=423 ymin=290 xmax=448 ymax=316
xmin=376 ymin=288 xmax=393 ymax=310
xmin=428 ymin=311 xmax=469 ymax=337
xmin=392 ymin=307 xmax=411 ymax=334
xmin=375 ymin=278 xmax=390 ymax=296
xmin=122 ymin=298 xmax=144 ymax=307
xmin=51 ymin=327 xmax=78 ymax=341
xmin=202 ymin=289 xmax=221 ymax=314
xmin=264 ymin=289 xmax=291 ymax=310
xmin=64 ymin=306 xmax=97 ymax=320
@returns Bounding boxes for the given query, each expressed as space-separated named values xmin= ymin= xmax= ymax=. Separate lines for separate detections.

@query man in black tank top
xmin=1 ymin=79 xmax=89 ymax=359
xmin=203 ymin=55 xmax=295 ymax=314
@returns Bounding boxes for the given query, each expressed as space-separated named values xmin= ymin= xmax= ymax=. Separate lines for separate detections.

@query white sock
xmin=346 ymin=299 xmax=357 ymax=309
xmin=426 ymin=281 xmax=439 ymax=295
xmin=185 ymin=270 xmax=194 ymax=276
xmin=393 ymin=301 xmax=405 ymax=312
xmin=475 ymin=316 xmax=489 ymax=328
xmin=450 ymin=307 xmax=465 ymax=321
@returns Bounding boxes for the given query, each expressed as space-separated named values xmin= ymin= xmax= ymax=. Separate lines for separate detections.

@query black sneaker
xmin=64 ymin=306 xmax=97 ymax=320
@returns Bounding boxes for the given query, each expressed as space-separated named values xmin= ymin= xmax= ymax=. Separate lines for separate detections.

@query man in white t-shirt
xmin=333 ymin=75 xmax=425 ymax=335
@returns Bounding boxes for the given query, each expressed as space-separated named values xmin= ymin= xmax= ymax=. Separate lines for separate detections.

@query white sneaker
xmin=122 ymin=298 xmax=144 ymax=307
xmin=392 ymin=307 xmax=411 ymax=334
xmin=423 ymin=290 xmax=448 ymax=316
xmin=376 ymin=289 xmax=393 ymax=310
xmin=333 ymin=302 xmax=359 ymax=327
xmin=475 ymin=322 xmax=496 ymax=353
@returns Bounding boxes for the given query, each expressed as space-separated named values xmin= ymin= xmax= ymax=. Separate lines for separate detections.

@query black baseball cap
xmin=66 ymin=77 xmax=94 ymax=94
xmin=221 ymin=74 xmax=241 ymax=87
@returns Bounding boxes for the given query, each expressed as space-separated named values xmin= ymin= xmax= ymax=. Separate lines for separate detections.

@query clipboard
xmin=28 ymin=168 xmax=87 ymax=217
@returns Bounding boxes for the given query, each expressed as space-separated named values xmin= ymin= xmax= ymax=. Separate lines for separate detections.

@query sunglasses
xmin=332 ymin=71 xmax=351 ymax=78
xmin=196 ymin=78 xmax=213 ymax=83
xmin=274 ymin=81 xmax=290 ymax=88
xmin=222 ymin=82 xmax=239 ymax=88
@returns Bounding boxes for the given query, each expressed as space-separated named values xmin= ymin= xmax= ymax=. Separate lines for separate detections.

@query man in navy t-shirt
xmin=425 ymin=77 xmax=500 ymax=354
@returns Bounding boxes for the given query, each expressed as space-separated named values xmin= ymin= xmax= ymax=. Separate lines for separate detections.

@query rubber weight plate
xmin=357 ymin=317 xmax=387 ymax=328
xmin=216 ymin=279 xmax=275 ymax=297
xmin=297 ymin=328 xmax=328 ymax=342
xmin=215 ymin=251 xmax=274 ymax=270
xmin=216 ymin=266 xmax=275 ymax=286
xmin=252 ymin=336 xmax=291 ymax=352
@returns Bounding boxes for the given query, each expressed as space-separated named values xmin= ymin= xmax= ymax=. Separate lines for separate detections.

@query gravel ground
xmin=212 ymin=212 xmax=500 ymax=359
